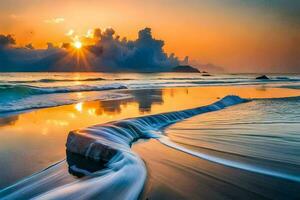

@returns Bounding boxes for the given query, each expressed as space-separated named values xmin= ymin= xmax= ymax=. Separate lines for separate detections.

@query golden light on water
xmin=75 ymin=102 xmax=83 ymax=112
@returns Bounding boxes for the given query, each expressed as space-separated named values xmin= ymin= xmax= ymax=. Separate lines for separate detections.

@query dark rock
xmin=172 ymin=65 xmax=200 ymax=73
xmin=66 ymin=150 xmax=108 ymax=177
xmin=202 ymin=73 xmax=212 ymax=76
xmin=256 ymin=75 xmax=269 ymax=80
xmin=66 ymin=131 xmax=118 ymax=162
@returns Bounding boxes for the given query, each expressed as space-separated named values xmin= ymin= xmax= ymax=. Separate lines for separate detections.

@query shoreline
xmin=1 ymin=85 xmax=300 ymax=118
xmin=0 ymin=86 xmax=300 ymax=198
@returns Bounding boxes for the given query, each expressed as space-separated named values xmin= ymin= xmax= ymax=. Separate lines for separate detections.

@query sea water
xmin=0 ymin=72 xmax=300 ymax=114
xmin=0 ymin=73 xmax=300 ymax=199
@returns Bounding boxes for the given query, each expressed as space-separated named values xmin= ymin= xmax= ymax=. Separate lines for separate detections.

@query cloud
xmin=65 ymin=29 xmax=74 ymax=36
xmin=85 ymin=27 xmax=181 ymax=72
xmin=0 ymin=34 xmax=15 ymax=47
xmin=44 ymin=17 xmax=65 ymax=24
xmin=0 ymin=34 xmax=67 ymax=71
xmin=0 ymin=27 xmax=187 ymax=72
xmin=85 ymin=29 xmax=94 ymax=38
xmin=25 ymin=43 xmax=34 ymax=49
xmin=1 ymin=27 xmax=299 ymax=73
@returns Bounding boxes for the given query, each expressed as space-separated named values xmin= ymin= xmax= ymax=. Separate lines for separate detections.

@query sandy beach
xmin=1 ymin=85 xmax=300 ymax=199
xmin=134 ymin=139 xmax=300 ymax=199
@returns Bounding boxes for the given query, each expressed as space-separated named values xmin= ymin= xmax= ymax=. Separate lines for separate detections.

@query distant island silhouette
xmin=172 ymin=65 xmax=200 ymax=73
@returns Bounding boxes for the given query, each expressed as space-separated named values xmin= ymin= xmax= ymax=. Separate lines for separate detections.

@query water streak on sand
xmin=158 ymin=137 xmax=300 ymax=183
xmin=0 ymin=95 xmax=247 ymax=199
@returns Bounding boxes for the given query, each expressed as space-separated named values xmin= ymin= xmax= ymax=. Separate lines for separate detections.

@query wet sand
xmin=133 ymin=140 xmax=300 ymax=200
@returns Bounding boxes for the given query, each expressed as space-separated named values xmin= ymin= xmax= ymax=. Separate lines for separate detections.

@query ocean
xmin=0 ymin=72 xmax=300 ymax=199
xmin=1 ymin=72 xmax=300 ymax=114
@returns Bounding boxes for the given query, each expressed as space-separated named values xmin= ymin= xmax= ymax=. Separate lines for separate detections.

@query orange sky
xmin=0 ymin=0 xmax=299 ymax=72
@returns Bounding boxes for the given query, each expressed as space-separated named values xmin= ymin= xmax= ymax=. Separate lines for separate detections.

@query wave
xmin=0 ymin=95 xmax=247 ymax=199
xmin=0 ymin=83 xmax=127 ymax=100
xmin=280 ymin=85 xmax=300 ymax=90
xmin=7 ymin=78 xmax=135 ymax=84
xmin=0 ymin=92 xmax=131 ymax=115
xmin=35 ymin=77 xmax=107 ymax=83
xmin=4 ymin=75 xmax=300 ymax=86
xmin=0 ymin=83 xmax=129 ymax=114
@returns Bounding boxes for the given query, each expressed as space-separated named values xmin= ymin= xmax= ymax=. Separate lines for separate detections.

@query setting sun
xmin=73 ymin=41 xmax=82 ymax=49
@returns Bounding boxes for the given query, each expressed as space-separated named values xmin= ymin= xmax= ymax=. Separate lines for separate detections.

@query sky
xmin=0 ymin=0 xmax=299 ymax=73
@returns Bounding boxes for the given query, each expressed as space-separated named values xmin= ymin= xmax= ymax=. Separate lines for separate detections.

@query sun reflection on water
xmin=75 ymin=102 xmax=83 ymax=112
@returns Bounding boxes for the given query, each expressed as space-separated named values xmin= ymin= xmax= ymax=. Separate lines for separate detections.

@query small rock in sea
xmin=255 ymin=75 xmax=269 ymax=80
xmin=202 ymin=73 xmax=212 ymax=76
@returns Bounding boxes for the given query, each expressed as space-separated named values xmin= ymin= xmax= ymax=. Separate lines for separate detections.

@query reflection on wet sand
xmin=131 ymin=89 xmax=164 ymax=113
xmin=1 ymin=86 xmax=300 ymax=188
xmin=96 ymin=89 xmax=164 ymax=115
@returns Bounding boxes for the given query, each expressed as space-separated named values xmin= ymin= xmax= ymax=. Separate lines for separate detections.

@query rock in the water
xmin=66 ymin=131 xmax=118 ymax=162
xmin=172 ymin=65 xmax=200 ymax=73
xmin=256 ymin=75 xmax=269 ymax=80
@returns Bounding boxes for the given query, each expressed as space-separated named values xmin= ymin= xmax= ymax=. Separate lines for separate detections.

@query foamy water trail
xmin=0 ymin=95 xmax=247 ymax=199
xmin=33 ymin=152 xmax=146 ymax=200
xmin=0 ymin=149 xmax=146 ymax=200
xmin=159 ymin=137 xmax=300 ymax=183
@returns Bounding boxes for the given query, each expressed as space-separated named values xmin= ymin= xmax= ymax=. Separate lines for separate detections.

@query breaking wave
xmin=0 ymin=83 xmax=127 ymax=99
xmin=0 ymin=83 xmax=128 ymax=114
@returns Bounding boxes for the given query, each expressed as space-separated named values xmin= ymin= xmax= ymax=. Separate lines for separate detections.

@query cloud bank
xmin=0 ymin=28 xmax=187 ymax=72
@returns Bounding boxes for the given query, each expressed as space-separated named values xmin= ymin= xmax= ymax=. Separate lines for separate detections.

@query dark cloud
xmin=25 ymin=43 xmax=34 ymax=49
xmin=61 ymin=42 xmax=70 ymax=49
xmin=87 ymin=27 xmax=181 ymax=72
xmin=0 ymin=34 xmax=67 ymax=71
xmin=0 ymin=34 xmax=15 ymax=47
xmin=93 ymin=28 xmax=102 ymax=40
xmin=0 ymin=27 xmax=184 ymax=72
